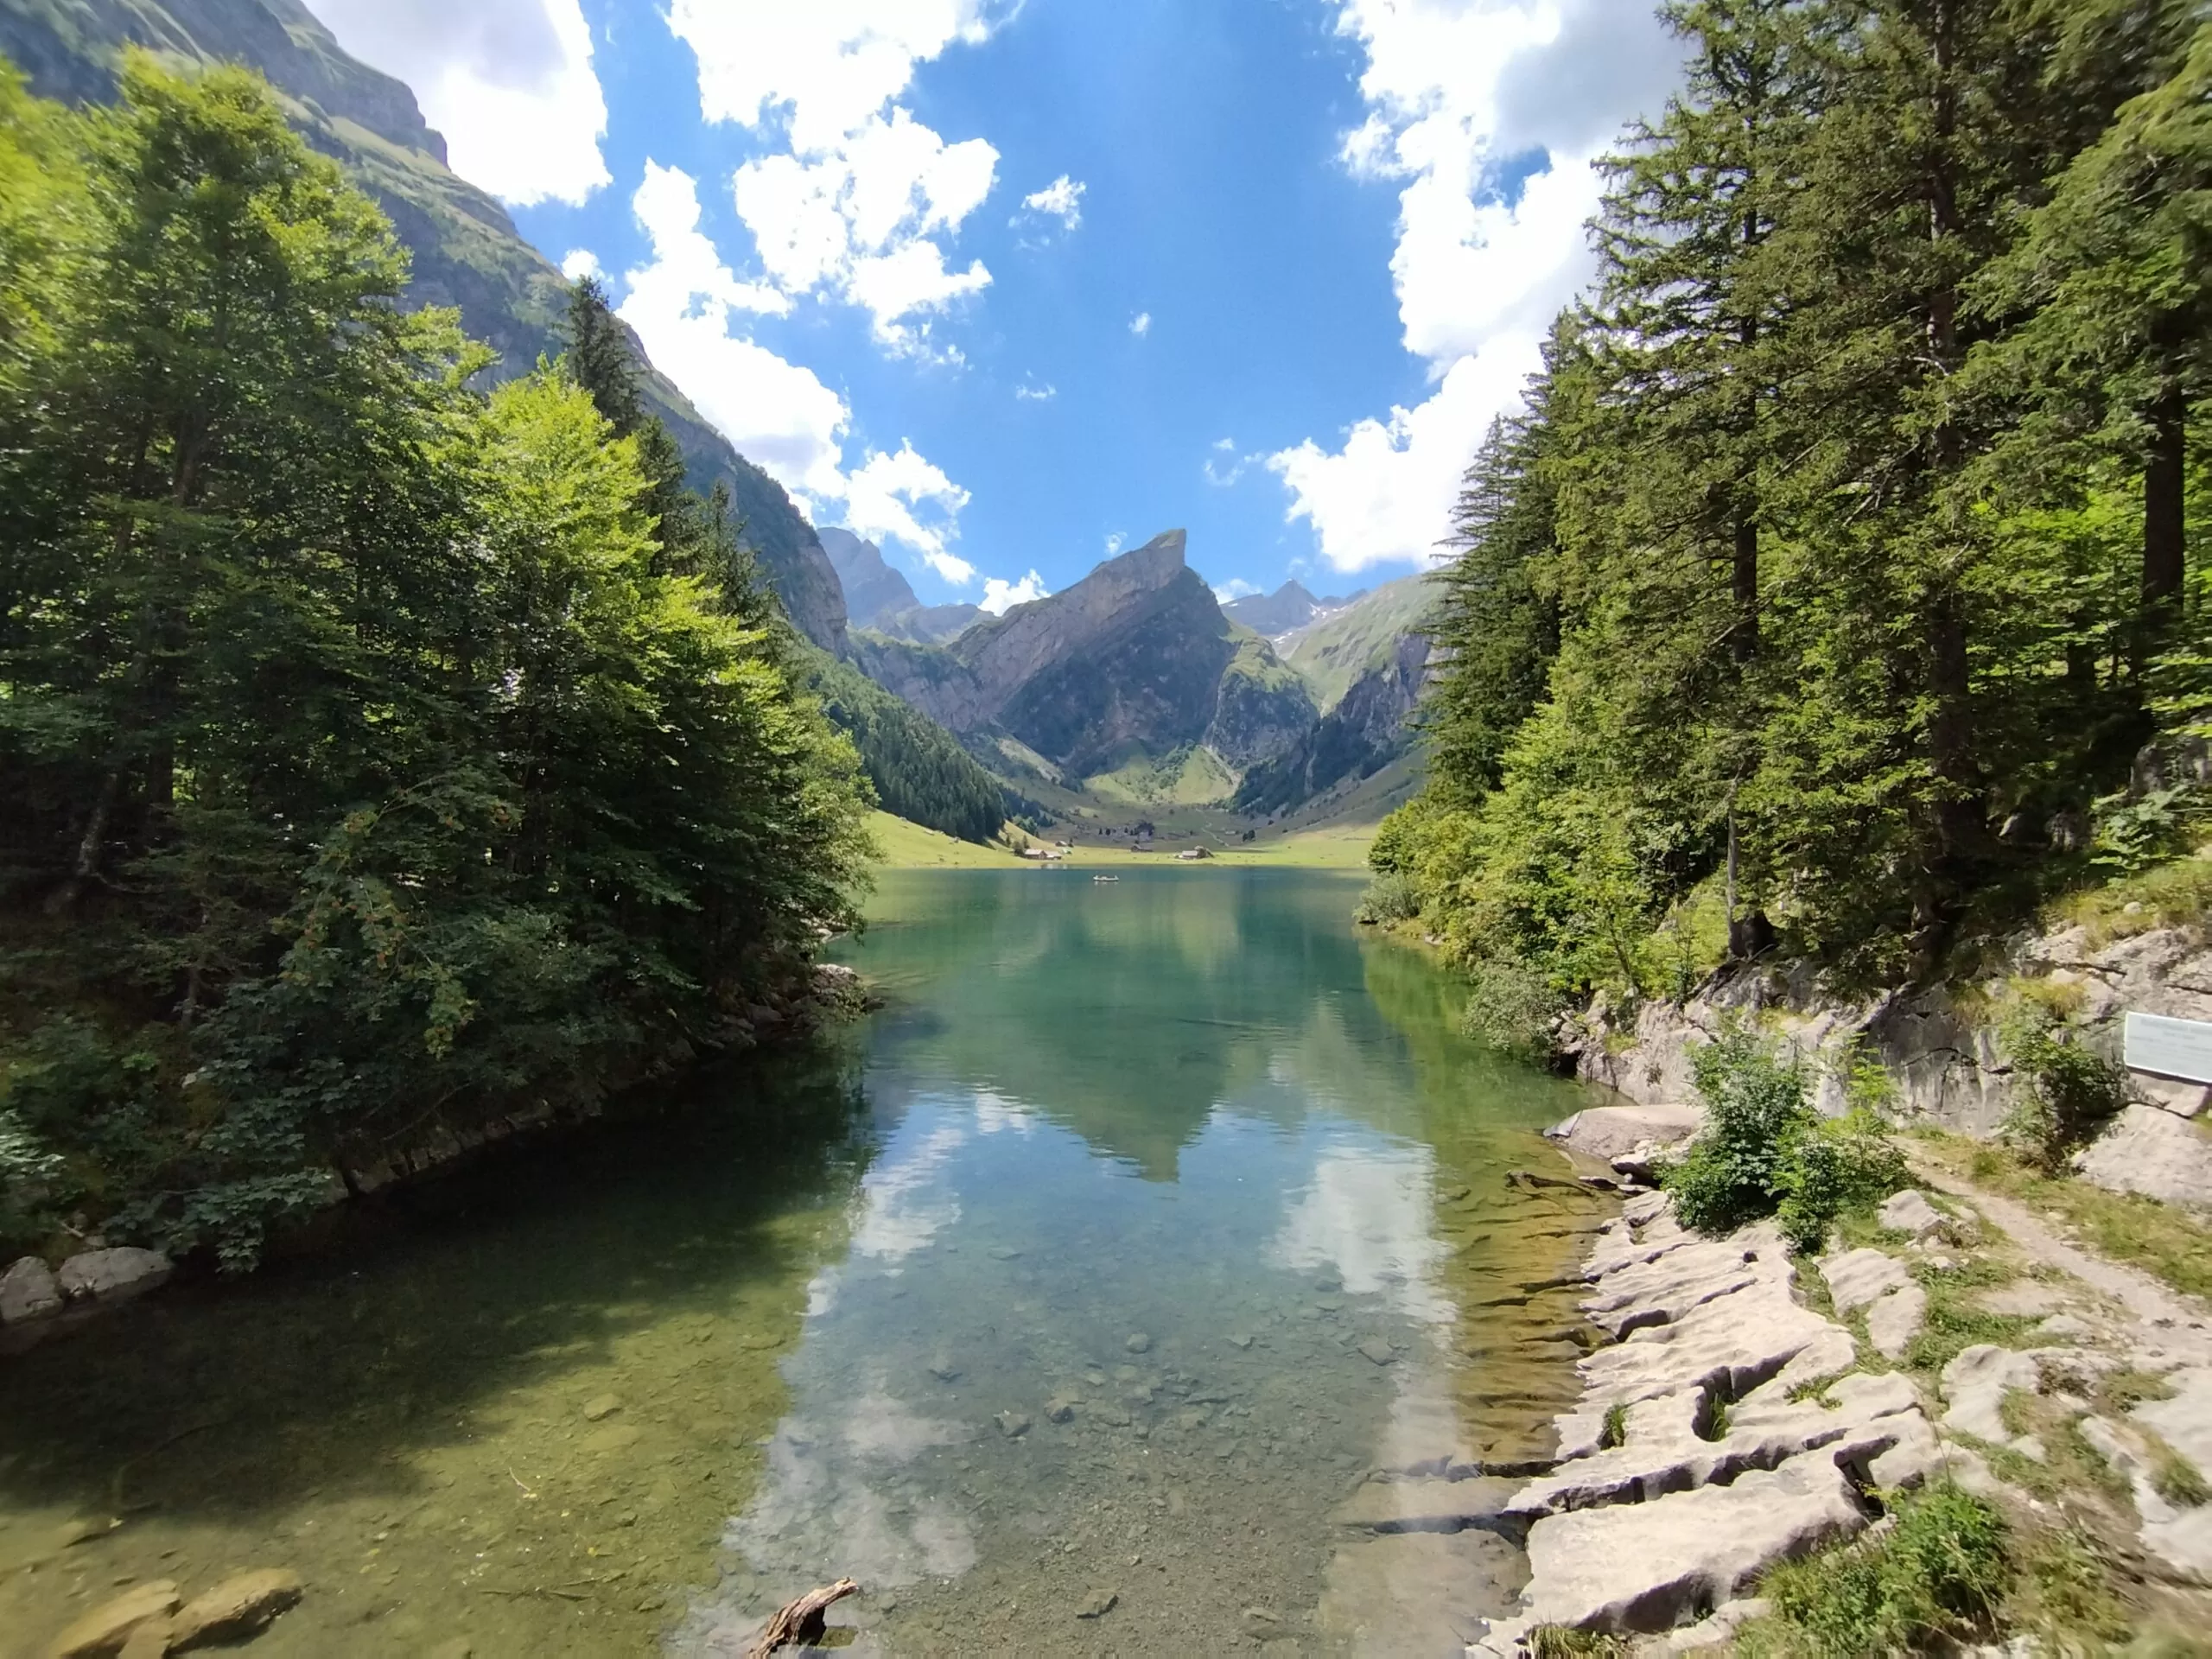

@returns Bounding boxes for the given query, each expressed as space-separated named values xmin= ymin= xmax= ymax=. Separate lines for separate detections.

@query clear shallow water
xmin=0 ymin=868 xmax=1605 ymax=1656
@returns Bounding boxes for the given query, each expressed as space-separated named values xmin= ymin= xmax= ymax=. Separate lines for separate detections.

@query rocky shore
xmin=1406 ymin=1102 xmax=2212 ymax=1652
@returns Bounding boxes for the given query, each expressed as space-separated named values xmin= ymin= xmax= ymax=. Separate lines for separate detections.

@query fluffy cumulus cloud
xmin=1213 ymin=577 xmax=1260 ymax=602
xmin=1268 ymin=0 xmax=1681 ymax=572
xmin=560 ymin=248 xmax=602 ymax=283
xmin=616 ymin=164 xmax=853 ymax=498
xmin=303 ymin=0 xmax=609 ymax=206
xmin=1128 ymin=311 xmax=1152 ymax=337
xmin=671 ymin=2 xmax=1006 ymax=354
xmin=1014 ymin=379 xmax=1056 ymax=402
xmin=981 ymin=571 xmax=1049 ymax=613
xmin=842 ymin=443 xmax=976 ymax=585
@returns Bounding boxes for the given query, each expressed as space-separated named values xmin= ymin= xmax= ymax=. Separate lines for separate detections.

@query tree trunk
xmin=1731 ymin=514 xmax=1758 ymax=663
xmin=2144 ymin=381 xmax=2186 ymax=616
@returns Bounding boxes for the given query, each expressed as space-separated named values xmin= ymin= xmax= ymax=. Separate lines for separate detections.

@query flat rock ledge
xmin=1471 ymin=1191 xmax=1942 ymax=1653
xmin=2 ymin=1248 xmax=173 ymax=1355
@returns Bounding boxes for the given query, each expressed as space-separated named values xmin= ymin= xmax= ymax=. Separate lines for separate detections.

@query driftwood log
xmin=747 ymin=1578 xmax=861 ymax=1657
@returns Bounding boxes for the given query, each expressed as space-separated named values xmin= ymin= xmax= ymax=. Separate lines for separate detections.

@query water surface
xmin=0 ymin=868 xmax=1605 ymax=1656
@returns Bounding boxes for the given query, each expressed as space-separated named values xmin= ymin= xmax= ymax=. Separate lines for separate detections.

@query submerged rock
xmin=582 ymin=1393 xmax=623 ymax=1421
xmin=47 ymin=1579 xmax=180 ymax=1659
xmin=1074 ymin=1586 xmax=1118 ymax=1618
xmin=170 ymin=1567 xmax=303 ymax=1649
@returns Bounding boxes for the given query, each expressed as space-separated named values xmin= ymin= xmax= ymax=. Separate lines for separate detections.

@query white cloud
xmin=1268 ymin=0 xmax=1681 ymax=572
xmin=1015 ymin=174 xmax=1085 ymax=232
xmin=1204 ymin=439 xmax=1250 ymax=488
xmin=304 ymin=0 xmax=610 ymax=207
xmin=560 ymin=248 xmax=602 ymax=283
xmin=842 ymin=443 xmax=976 ymax=584
xmin=617 ymin=163 xmax=848 ymax=499
xmin=1103 ymin=531 xmax=1127 ymax=556
xmin=1128 ymin=311 xmax=1152 ymax=337
xmin=1213 ymin=578 xmax=1260 ymax=602
xmin=671 ymin=3 xmax=1003 ymax=353
xmin=1014 ymin=380 xmax=1056 ymax=402
xmin=980 ymin=571 xmax=1049 ymax=613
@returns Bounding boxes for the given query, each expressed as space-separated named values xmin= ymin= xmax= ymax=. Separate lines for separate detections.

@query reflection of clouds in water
xmin=719 ymin=1373 xmax=979 ymax=1599
xmin=1273 ymin=1141 xmax=1449 ymax=1323
xmin=851 ymin=1117 xmax=968 ymax=1263
xmin=971 ymin=1089 xmax=1034 ymax=1135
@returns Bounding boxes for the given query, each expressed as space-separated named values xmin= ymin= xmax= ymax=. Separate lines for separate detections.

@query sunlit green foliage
xmin=1388 ymin=0 xmax=2209 ymax=1006
xmin=0 ymin=56 xmax=870 ymax=1264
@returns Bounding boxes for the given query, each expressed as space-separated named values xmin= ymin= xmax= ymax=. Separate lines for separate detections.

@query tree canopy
xmin=0 ymin=56 xmax=873 ymax=1264
xmin=1386 ymin=0 xmax=2209 ymax=1001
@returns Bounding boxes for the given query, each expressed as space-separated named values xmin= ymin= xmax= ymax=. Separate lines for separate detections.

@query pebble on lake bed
xmin=1075 ymin=1587 xmax=1118 ymax=1619
xmin=996 ymin=1410 xmax=1032 ymax=1438
xmin=582 ymin=1393 xmax=622 ymax=1421
xmin=1125 ymin=1333 xmax=1152 ymax=1353
xmin=1357 ymin=1340 xmax=1395 ymax=1366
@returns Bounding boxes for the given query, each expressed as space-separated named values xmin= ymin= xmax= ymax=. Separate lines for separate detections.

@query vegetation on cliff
xmin=1376 ymin=0 xmax=2209 ymax=1006
xmin=0 ymin=59 xmax=873 ymax=1265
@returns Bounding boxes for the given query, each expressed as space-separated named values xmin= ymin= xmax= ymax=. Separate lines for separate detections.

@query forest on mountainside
xmin=1379 ymin=0 xmax=2211 ymax=1018
xmin=0 ymin=57 xmax=874 ymax=1264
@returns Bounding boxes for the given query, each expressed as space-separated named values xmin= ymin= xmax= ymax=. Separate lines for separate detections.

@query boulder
xmin=1865 ymin=1284 xmax=1928 ymax=1361
xmin=55 ymin=1248 xmax=172 ymax=1305
xmin=0 ymin=1255 xmax=62 ymax=1325
xmin=169 ymin=1567 xmax=303 ymax=1649
xmin=1548 ymin=1103 xmax=1705 ymax=1167
xmin=1820 ymin=1248 xmax=1910 ymax=1315
xmin=1876 ymin=1189 xmax=1947 ymax=1240
xmin=46 ymin=1580 xmax=180 ymax=1659
xmin=1939 ymin=1344 xmax=2041 ymax=1443
xmin=2073 ymin=1105 xmax=2212 ymax=1212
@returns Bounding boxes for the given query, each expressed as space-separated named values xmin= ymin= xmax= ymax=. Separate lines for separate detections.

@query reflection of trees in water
xmin=0 ymin=1048 xmax=876 ymax=1655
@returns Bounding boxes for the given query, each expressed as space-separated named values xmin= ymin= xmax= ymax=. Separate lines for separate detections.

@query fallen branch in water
xmin=748 ymin=1578 xmax=860 ymax=1656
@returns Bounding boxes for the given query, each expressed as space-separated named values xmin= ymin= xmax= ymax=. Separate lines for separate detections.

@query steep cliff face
xmin=850 ymin=531 xmax=1316 ymax=778
xmin=0 ymin=0 xmax=850 ymax=654
xmin=1235 ymin=632 xmax=1430 ymax=814
xmin=820 ymin=527 xmax=917 ymax=627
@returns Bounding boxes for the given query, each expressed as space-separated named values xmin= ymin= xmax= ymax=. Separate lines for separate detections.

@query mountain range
xmin=0 ymin=0 xmax=1443 ymax=838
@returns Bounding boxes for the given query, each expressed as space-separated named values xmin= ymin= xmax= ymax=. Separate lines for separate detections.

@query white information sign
xmin=2123 ymin=1011 xmax=2212 ymax=1084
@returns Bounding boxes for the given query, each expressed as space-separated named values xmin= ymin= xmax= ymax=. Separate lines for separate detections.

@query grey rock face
xmin=56 ymin=1246 xmax=172 ymax=1304
xmin=819 ymin=525 xmax=918 ymax=628
xmin=1865 ymin=1283 xmax=1929 ymax=1360
xmin=0 ymin=1255 xmax=61 ymax=1325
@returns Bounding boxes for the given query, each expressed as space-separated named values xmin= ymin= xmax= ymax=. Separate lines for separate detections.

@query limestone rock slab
xmin=170 ymin=1567 xmax=303 ymax=1649
xmin=46 ymin=1580 xmax=180 ymax=1658
xmin=2073 ymin=1104 xmax=2212 ymax=1212
xmin=1877 ymin=1189 xmax=1946 ymax=1239
xmin=1940 ymin=1344 xmax=2041 ymax=1443
xmin=1865 ymin=1284 xmax=1929 ymax=1361
xmin=1548 ymin=1103 xmax=1705 ymax=1166
xmin=1821 ymin=1248 xmax=1910 ymax=1315
xmin=1512 ymin=1446 xmax=1867 ymax=1633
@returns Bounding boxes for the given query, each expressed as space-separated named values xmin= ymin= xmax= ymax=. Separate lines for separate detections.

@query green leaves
xmin=0 ymin=57 xmax=870 ymax=1264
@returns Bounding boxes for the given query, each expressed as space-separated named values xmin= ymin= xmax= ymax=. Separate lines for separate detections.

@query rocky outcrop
xmin=822 ymin=526 xmax=984 ymax=645
xmin=3 ymin=1249 xmax=175 ymax=1353
xmin=1569 ymin=917 xmax=2212 ymax=1199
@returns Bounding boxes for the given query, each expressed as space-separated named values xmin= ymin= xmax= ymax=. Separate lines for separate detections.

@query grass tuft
xmin=1741 ymin=1482 xmax=2008 ymax=1656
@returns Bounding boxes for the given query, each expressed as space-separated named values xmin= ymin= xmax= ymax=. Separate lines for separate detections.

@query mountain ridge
xmin=0 ymin=0 xmax=851 ymax=652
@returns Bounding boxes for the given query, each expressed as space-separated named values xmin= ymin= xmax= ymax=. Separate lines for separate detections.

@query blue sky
xmin=305 ymin=1 xmax=1683 ymax=613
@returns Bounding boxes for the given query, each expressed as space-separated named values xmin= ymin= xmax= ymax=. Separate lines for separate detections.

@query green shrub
xmin=1459 ymin=955 xmax=1564 ymax=1059
xmin=1755 ymin=1483 xmax=2008 ymax=1656
xmin=1998 ymin=1003 xmax=2129 ymax=1174
xmin=1665 ymin=1028 xmax=1905 ymax=1251
xmin=1357 ymin=872 xmax=1421 ymax=925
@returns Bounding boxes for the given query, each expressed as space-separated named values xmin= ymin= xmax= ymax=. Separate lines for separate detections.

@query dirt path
xmin=1906 ymin=1148 xmax=2212 ymax=1365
